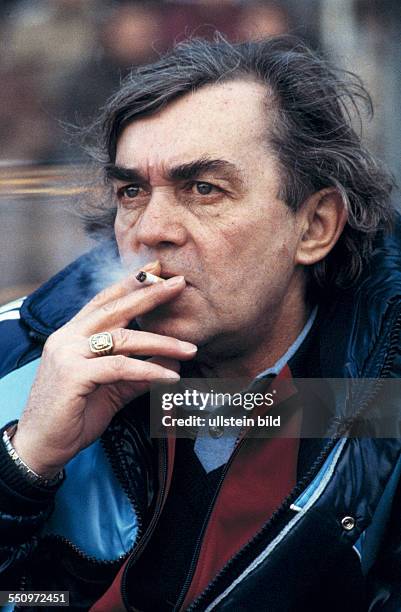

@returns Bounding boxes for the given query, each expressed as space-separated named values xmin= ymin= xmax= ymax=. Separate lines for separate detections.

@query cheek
xmin=114 ymin=216 xmax=133 ymax=264
xmin=114 ymin=218 xmax=123 ymax=247
xmin=198 ymin=225 xmax=242 ymax=284
xmin=251 ymin=208 xmax=299 ymax=258
xmin=211 ymin=213 xmax=272 ymax=265
xmin=213 ymin=212 xmax=298 ymax=289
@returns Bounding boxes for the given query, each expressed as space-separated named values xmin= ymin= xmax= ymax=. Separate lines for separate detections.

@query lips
xmin=160 ymin=269 xmax=192 ymax=286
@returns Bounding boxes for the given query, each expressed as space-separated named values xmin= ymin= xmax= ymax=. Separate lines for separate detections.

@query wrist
xmin=4 ymin=425 xmax=64 ymax=484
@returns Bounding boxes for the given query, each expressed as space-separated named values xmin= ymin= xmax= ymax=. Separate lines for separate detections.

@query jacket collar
xmin=20 ymin=241 xmax=118 ymax=337
xmin=20 ymin=218 xmax=401 ymax=378
xmin=318 ymin=219 xmax=401 ymax=378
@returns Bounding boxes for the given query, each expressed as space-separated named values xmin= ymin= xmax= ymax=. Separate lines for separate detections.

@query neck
xmin=197 ymin=295 xmax=311 ymax=380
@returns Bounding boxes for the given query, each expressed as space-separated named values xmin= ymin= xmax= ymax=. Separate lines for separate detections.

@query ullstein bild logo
xmin=160 ymin=413 xmax=281 ymax=429
xmin=151 ymin=378 xmax=401 ymax=439
xmin=151 ymin=386 xmax=282 ymax=437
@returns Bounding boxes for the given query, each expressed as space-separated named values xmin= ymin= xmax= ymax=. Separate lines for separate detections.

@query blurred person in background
xmin=102 ymin=2 xmax=164 ymax=67
xmin=64 ymin=2 xmax=166 ymax=132
xmin=163 ymin=0 xmax=242 ymax=43
xmin=237 ymin=1 xmax=290 ymax=39
xmin=0 ymin=65 xmax=54 ymax=161
xmin=0 ymin=34 xmax=401 ymax=612
xmin=1 ymin=0 xmax=100 ymax=161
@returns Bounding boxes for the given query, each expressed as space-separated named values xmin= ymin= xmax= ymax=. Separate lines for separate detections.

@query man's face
xmin=113 ymin=80 xmax=306 ymax=354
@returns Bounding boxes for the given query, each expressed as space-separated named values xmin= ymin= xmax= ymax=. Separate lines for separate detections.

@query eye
xmin=117 ymin=184 xmax=141 ymax=199
xmin=193 ymin=182 xmax=216 ymax=195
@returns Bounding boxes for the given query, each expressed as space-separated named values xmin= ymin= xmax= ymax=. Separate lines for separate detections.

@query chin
xmin=136 ymin=312 xmax=205 ymax=345
xmin=137 ymin=292 xmax=209 ymax=344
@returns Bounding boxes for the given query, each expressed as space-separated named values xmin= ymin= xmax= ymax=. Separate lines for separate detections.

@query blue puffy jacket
xmin=1 ymin=228 xmax=401 ymax=611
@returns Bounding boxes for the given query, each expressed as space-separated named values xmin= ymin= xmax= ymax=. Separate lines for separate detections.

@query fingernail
xmin=179 ymin=341 xmax=198 ymax=354
xmin=164 ymin=276 xmax=185 ymax=287
xmin=164 ymin=370 xmax=181 ymax=380
xmin=142 ymin=260 xmax=159 ymax=271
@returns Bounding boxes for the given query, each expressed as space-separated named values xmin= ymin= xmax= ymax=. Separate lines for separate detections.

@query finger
xmin=76 ymin=276 xmax=186 ymax=335
xmin=85 ymin=329 xmax=197 ymax=360
xmin=147 ymin=356 xmax=181 ymax=373
xmin=86 ymin=355 xmax=181 ymax=385
xmin=72 ymin=260 xmax=162 ymax=322
xmin=101 ymin=358 xmax=182 ymax=407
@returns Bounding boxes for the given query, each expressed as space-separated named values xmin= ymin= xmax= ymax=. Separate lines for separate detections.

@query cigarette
xmin=135 ymin=270 xmax=164 ymax=286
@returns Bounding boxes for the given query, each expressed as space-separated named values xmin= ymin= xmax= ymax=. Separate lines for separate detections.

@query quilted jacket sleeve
xmin=366 ymin=462 xmax=401 ymax=611
xmin=0 ymin=421 xmax=64 ymax=589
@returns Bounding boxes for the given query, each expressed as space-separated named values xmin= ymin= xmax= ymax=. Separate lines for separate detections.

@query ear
xmin=295 ymin=188 xmax=348 ymax=266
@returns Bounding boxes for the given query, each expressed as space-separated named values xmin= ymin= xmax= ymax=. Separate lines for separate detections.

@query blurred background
xmin=0 ymin=0 xmax=400 ymax=303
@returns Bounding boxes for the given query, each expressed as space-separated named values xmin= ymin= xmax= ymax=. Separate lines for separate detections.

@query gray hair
xmin=85 ymin=34 xmax=395 ymax=292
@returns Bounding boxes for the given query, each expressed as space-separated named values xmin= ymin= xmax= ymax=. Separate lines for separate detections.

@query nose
xmin=133 ymin=190 xmax=188 ymax=249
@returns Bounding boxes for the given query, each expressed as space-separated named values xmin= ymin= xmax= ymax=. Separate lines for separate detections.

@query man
xmin=0 ymin=35 xmax=400 ymax=611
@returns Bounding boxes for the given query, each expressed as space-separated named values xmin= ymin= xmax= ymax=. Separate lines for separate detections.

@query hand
xmin=12 ymin=261 xmax=196 ymax=477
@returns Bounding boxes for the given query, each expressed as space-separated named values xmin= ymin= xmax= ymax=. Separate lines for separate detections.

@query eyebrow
xmin=105 ymin=158 xmax=245 ymax=189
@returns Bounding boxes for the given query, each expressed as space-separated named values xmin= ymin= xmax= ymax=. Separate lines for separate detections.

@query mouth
xmin=137 ymin=260 xmax=194 ymax=287
xmin=160 ymin=268 xmax=192 ymax=286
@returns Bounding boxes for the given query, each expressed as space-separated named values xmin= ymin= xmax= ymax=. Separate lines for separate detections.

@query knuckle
xmin=90 ymin=288 xmax=109 ymax=306
xmin=56 ymin=346 xmax=73 ymax=363
xmin=113 ymin=327 xmax=130 ymax=346
xmin=101 ymin=299 xmax=119 ymax=315
xmin=43 ymin=333 xmax=82 ymax=368
xmin=43 ymin=334 xmax=59 ymax=356
xmin=110 ymin=354 xmax=126 ymax=372
xmin=141 ymin=362 xmax=159 ymax=379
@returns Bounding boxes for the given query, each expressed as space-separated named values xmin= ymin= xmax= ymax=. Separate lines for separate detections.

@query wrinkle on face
xmin=113 ymin=79 xmax=308 ymax=374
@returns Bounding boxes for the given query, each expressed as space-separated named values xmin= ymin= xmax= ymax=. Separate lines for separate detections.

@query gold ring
xmin=89 ymin=332 xmax=114 ymax=356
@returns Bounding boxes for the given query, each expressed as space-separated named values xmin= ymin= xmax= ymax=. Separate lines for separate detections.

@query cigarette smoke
xmin=82 ymin=236 xmax=154 ymax=298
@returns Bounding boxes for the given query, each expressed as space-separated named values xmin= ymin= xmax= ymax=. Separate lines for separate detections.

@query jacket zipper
xmin=40 ymin=534 xmax=128 ymax=565
xmin=39 ymin=429 xmax=145 ymax=567
xmin=22 ymin=303 xmax=401 ymax=605
xmin=120 ymin=437 xmax=169 ymax=610
xmin=184 ymin=436 xmax=339 ymax=611
xmin=101 ymin=431 xmax=145 ymax=543
xmin=18 ymin=327 xmax=166 ymax=595
xmin=181 ymin=307 xmax=401 ymax=611
xmin=174 ymin=432 xmax=339 ymax=612
xmin=174 ymin=436 xmax=246 ymax=611
xmin=331 ymin=302 xmax=401 ymax=439
xmin=21 ymin=331 xmax=147 ymax=568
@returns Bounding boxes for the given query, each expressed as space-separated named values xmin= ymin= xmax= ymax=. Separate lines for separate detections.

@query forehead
xmin=115 ymin=80 xmax=269 ymax=170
